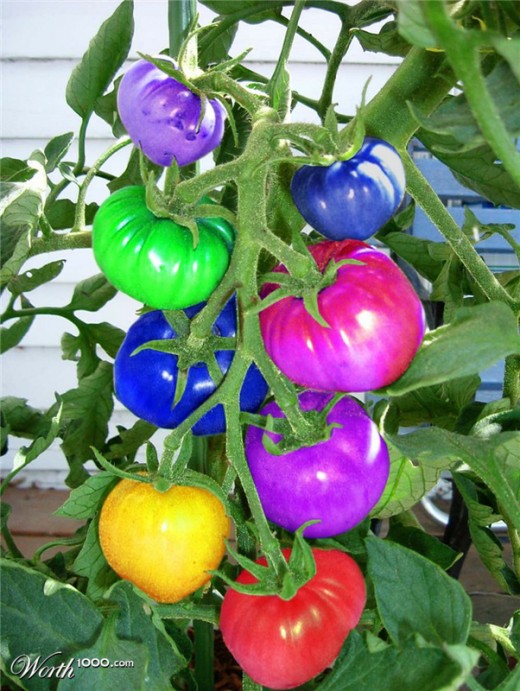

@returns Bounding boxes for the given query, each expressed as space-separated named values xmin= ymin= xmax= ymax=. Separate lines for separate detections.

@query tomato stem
xmin=503 ymin=354 xmax=520 ymax=406
xmin=168 ymin=0 xmax=196 ymax=60
xmin=403 ymin=151 xmax=517 ymax=310
xmin=73 ymin=136 xmax=132 ymax=232
xmin=423 ymin=0 xmax=520 ymax=188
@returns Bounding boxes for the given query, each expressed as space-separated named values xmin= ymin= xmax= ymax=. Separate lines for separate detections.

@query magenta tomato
xmin=260 ymin=239 xmax=425 ymax=392
xmin=245 ymin=391 xmax=389 ymax=538
xmin=220 ymin=548 xmax=366 ymax=689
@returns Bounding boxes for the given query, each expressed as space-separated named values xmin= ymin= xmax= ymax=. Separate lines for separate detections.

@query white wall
xmin=1 ymin=0 xmax=398 ymax=486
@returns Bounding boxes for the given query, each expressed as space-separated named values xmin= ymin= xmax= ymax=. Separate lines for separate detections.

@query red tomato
xmin=259 ymin=239 xmax=426 ymax=392
xmin=220 ymin=548 xmax=366 ymax=689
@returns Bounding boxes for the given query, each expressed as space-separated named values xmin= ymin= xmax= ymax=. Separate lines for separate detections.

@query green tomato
xmin=92 ymin=186 xmax=235 ymax=310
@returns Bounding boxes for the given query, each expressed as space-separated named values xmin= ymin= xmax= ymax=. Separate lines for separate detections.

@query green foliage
xmin=1 ymin=0 xmax=520 ymax=688
xmin=0 ymin=152 xmax=47 ymax=268
xmin=383 ymin=302 xmax=520 ymax=396
xmin=367 ymin=538 xmax=472 ymax=646
xmin=454 ymin=473 xmax=520 ymax=595
xmin=65 ymin=0 xmax=134 ymax=120
xmin=0 ymin=559 xmax=104 ymax=689
xmin=317 ymin=630 xmax=479 ymax=691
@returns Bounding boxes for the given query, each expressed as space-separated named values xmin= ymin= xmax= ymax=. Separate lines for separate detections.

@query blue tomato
xmin=114 ymin=297 xmax=268 ymax=435
xmin=290 ymin=137 xmax=406 ymax=241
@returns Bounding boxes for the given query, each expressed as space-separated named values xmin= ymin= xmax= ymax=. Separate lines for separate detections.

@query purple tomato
xmin=117 ymin=58 xmax=225 ymax=167
xmin=291 ymin=137 xmax=406 ymax=241
xmin=260 ymin=239 xmax=426 ymax=392
xmin=245 ymin=391 xmax=390 ymax=538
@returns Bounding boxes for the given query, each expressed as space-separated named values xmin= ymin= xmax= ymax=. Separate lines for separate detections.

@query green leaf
xmin=45 ymin=199 xmax=98 ymax=230
xmin=0 ymin=152 xmax=47 ymax=268
xmin=317 ymin=630 xmax=479 ymax=691
xmin=491 ymin=35 xmax=520 ymax=85
xmin=366 ymin=537 xmax=473 ymax=646
xmin=0 ymin=559 xmax=104 ymax=690
xmin=462 ymin=207 xmax=516 ymax=249
xmin=494 ymin=665 xmax=520 ymax=691
xmin=107 ymin=148 xmax=162 ymax=195
xmin=104 ymin=420 xmax=157 ymax=463
xmin=430 ymin=253 xmax=465 ymax=322
xmin=0 ymin=396 xmax=49 ymax=439
xmin=94 ymin=76 xmax=127 ymax=139
xmin=380 ymin=231 xmax=446 ymax=283
xmin=324 ymin=105 xmax=339 ymax=141
xmin=383 ymin=302 xmax=520 ymax=396
xmin=145 ymin=442 xmax=159 ymax=473
xmin=387 ymin=375 xmax=481 ymax=430
xmin=0 ymin=316 xmax=34 ymax=354
xmin=270 ymin=64 xmax=291 ymax=119
xmin=60 ymin=360 xmax=114 ymax=472
xmin=0 ymin=157 xmax=35 ymax=183
xmin=8 ymin=259 xmax=65 ymax=296
xmin=56 ymin=472 xmax=118 ymax=520
xmin=106 ymin=581 xmax=187 ymax=685
xmin=66 ymin=0 xmax=134 ymax=120
xmin=201 ymin=0 xmax=282 ymax=19
xmin=396 ymin=0 xmax=438 ymax=49
xmin=182 ymin=469 xmax=231 ymax=514
xmin=353 ymin=21 xmax=411 ymax=58
xmin=198 ymin=19 xmax=238 ymax=67
xmin=386 ymin=524 xmax=460 ymax=570
xmin=137 ymin=53 xmax=192 ymax=89
xmin=11 ymin=406 xmax=62 ymax=472
xmin=411 ymin=61 xmax=520 ymax=149
xmin=61 ymin=330 xmax=99 ymax=380
xmin=57 ymin=617 xmax=148 ymax=691
xmin=0 ymin=230 xmax=31 ymax=289
xmin=454 ymin=473 xmax=520 ymax=595
xmin=318 ymin=517 xmax=371 ymax=559
xmin=72 ymin=516 xmax=118 ymax=600
xmin=65 ymin=274 xmax=117 ymax=312
xmin=388 ymin=428 xmax=520 ymax=534
xmin=44 ymin=133 xmax=74 ymax=173
xmin=88 ymin=322 xmax=125 ymax=358
xmin=1 ymin=502 xmax=11 ymax=530
xmin=418 ymin=130 xmax=520 ymax=209
xmin=371 ymin=442 xmax=442 ymax=519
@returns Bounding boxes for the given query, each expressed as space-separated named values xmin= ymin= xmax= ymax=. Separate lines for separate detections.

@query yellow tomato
xmin=99 ymin=479 xmax=230 ymax=603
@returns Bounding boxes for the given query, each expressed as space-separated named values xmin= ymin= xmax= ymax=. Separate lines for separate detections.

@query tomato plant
xmin=2 ymin=1 xmax=520 ymax=689
xmin=290 ymin=137 xmax=406 ymax=241
xmin=260 ymin=239 xmax=426 ymax=392
xmin=117 ymin=58 xmax=226 ymax=167
xmin=98 ymin=478 xmax=230 ymax=603
xmin=92 ymin=185 xmax=234 ymax=310
xmin=114 ymin=297 xmax=268 ymax=435
xmin=220 ymin=548 xmax=366 ymax=689
xmin=245 ymin=391 xmax=390 ymax=537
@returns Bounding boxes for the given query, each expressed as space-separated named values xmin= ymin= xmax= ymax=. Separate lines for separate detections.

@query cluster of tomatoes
xmin=93 ymin=59 xmax=425 ymax=689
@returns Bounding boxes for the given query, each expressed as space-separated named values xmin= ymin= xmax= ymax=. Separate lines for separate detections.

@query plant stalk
xmin=168 ymin=0 xmax=196 ymax=59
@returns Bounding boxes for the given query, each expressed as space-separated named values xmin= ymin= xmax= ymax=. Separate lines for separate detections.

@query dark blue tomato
xmin=290 ymin=137 xmax=406 ymax=241
xmin=114 ymin=297 xmax=269 ymax=436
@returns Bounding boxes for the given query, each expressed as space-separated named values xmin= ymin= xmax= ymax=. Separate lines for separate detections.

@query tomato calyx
xmin=216 ymin=524 xmax=318 ymax=600
xmin=257 ymin=256 xmax=363 ymax=327
xmin=131 ymin=330 xmax=235 ymax=381
xmin=143 ymin=177 xmax=236 ymax=251
xmin=242 ymin=393 xmax=345 ymax=456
